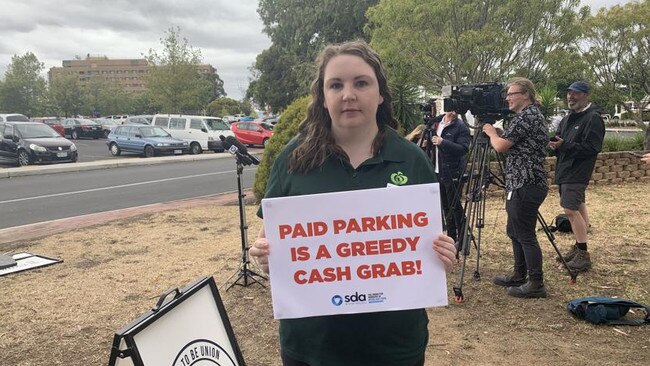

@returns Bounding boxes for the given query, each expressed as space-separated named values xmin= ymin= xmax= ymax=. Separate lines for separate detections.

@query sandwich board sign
xmin=108 ymin=276 xmax=245 ymax=366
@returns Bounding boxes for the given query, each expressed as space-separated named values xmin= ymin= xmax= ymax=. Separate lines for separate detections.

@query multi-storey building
xmin=48 ymin=55 xmax=216 ymax=93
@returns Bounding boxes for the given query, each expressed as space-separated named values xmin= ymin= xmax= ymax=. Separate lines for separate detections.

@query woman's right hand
xmin=250 ymin=236 xmax=270 ymax=274
xmin=642 ymin=152 xmax=650 ymax=165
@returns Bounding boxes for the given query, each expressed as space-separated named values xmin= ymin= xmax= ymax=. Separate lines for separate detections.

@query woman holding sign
xmin=250 ymin=40 xmax=456 ymax=366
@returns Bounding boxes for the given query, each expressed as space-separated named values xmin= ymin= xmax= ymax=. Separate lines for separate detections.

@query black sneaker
xmin=507 ymin=280 xmax=547 ymax=298
xmin=567 ymin=249 xmax=592 ymax=272
xmin=493 ymin=272 xmax=527 ymax=287
xmin=556 ymin=244 xmax=579 ymax=263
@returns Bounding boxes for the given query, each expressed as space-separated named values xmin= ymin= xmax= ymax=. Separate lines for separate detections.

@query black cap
xmin=567 ymin=81 xmax=590 ymax=93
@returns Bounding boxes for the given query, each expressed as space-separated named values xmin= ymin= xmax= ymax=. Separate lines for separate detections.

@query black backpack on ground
xmin=549 ymin=214 xmax=572 ymax=233
xmin=567 ymin=296 xmax=650 ymax=325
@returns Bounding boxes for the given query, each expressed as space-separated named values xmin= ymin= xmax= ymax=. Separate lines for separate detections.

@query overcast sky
xmin=0 ymin=0 xmax=633 ymax=101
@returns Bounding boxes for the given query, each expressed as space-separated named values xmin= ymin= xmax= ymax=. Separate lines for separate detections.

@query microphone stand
xmin=224 ymin=153 xmax=267 ymax=290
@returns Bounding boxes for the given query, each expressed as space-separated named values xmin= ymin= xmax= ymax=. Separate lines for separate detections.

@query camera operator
xmin=482 ymin=77 xmax=549 ymax=299
xmin=549 ymin=81 xmax=605 ymax=273
xmin=429 ymin=110 xmax=471 ymax=242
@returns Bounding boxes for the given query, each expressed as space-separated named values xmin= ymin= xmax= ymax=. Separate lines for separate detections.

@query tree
xmin=145 ymin=27 xmax=213 ymax=113
xmin=48 ymin=74 xmax=87 ymax=117
xmin=246 ymin=45 xmax=303 ymax=113
xmin=582 ymin=0 xmax=650 ymax=148
xmin=0 ymin=79 xmax=5 ymax=110
xmin=84 ymin=77 xmax=134 ymax=116
xmin=389 ymin=70 xmax=424 ymax=133
xmin=253 ymin=95 xmax=310 ymax=201
xmin=537 ymin=84 xmax=560 ymax=122
xmin=206 ymin=97 xmax=241 ymax=116
xmin=203 ymin=73 xmax=226 ymax=101
xmin=240 ymin=99 xmax=254 ymax=116
xmin=366 ymin=0 xmax=585 ymax=91
xmin=249 ymin=0 xmax=378 ymax=111
xmin=131 ymin=92 xmax=157 ymax=115
xmin=0 ymin=52 xmax=47 ymax=116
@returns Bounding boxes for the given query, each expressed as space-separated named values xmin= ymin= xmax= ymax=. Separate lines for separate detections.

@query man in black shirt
xmin=483 ymin=77 xmax=549 ymax=298
xmin=549 ymin=81 xmax=605 ymax=273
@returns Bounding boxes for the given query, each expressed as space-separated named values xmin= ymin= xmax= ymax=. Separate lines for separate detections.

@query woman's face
xmin=505 ymin=85 xmax=531 ymax=113
xmin=322 ymin=54 xmax=384 ymax=132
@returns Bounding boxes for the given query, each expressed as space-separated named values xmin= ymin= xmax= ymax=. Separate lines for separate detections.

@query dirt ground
xmin=0 ymin=183 xmax=648 ymax=366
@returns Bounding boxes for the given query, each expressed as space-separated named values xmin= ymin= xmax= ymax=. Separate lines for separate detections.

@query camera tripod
xmin=448 ymin=118 xmax=578 ymax=303
xmin=417 ymin=122 xmax=438 ymax=163
xmin=224 ymin=160 xmax=267 ymax=290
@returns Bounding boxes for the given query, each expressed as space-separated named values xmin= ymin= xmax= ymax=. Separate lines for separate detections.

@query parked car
xmin=32 ymin=117 xmax=65 ymax=137
xmin=60 ymin=118 xmax=104 ymax=139
xmin=106 ymin=124 xmax=189 ymax=157
xmin=264 ymin=116 xmax=279 ymax=124
xmin=94 ymin=118 xmax=120 ymax=137
xmin=151 ymin=114 xmax=235 ymax=154
xmin=223 ymin=115 xmax=238 ymax=123
xmin=231 ymin=121 xmax=274 ymax=147
xmin=0 ymin=113 xmax=30 ymax=122
xmin=0 ymin=121 xmax=77 ymax=166
xmin=122 ymin=115 xmax=152 ymax=125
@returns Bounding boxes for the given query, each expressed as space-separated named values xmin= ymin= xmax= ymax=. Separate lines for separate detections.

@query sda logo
xmin=344 ymin=292 xmax=367 ymax=303
xmin=331 ymin=295 xmax=343 ymax=306
xmin=332 ymin=292 xmax=368 ymax=306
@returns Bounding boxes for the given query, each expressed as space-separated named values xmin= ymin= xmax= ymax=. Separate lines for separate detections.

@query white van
xmin=151 ymin=114 xmax=234 ymax=154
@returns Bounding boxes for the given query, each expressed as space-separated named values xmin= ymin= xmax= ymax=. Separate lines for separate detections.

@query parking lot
xmin=0 ymin=136 xmax=234 ymax=168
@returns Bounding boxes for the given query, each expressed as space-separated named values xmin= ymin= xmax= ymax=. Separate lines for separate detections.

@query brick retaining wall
xmin=487 ymin=151 xmax=649 ymax=189
xmin=544 ymin=151 xmax=650 ymax=186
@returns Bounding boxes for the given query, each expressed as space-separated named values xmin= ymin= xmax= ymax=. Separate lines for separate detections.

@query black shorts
xmin=559 ymin=183 xmax=587 ymax=210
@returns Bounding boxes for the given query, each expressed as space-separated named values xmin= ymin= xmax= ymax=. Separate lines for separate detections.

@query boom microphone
xmin=225 ymin=135 xmax=260 ymax=165
xmin=219 ymin=135 xmax=255 ymax=166
xmin=219 ymin=134 xmax=231 ymax=148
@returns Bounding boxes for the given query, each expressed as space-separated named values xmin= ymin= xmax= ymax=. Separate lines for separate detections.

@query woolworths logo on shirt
xmin=390 ymin=172 xmax=408 ymax=185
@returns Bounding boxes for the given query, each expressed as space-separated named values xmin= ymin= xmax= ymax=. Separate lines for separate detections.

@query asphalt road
xmin=0 ymin=157 xmax=257 ymax=229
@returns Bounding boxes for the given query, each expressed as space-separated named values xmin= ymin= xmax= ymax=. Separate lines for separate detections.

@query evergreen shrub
xmin=253 ymin=95 xmax=310 ymax=201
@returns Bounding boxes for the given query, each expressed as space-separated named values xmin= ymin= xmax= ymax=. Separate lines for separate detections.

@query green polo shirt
xmin=258 ymin=127 xmax=437 ymax=366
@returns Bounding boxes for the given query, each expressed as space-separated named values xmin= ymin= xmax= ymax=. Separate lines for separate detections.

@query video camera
xmin=420 ymin=98 xmax=442 ymax=127
xmin=442 ymin=82 xmax=510 ymax=124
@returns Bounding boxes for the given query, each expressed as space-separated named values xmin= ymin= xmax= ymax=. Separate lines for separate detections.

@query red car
xmin=231 ymin=121 xmax=274 ymax=147
xmin=33 ymin=117 xmax=65 ymax=137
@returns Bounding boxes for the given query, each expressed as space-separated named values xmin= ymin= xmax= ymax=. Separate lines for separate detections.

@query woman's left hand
xmin=432 ymin=234 xmax=456 ymax=271
xmin=482 ymin=124 xmax=496 ymax=137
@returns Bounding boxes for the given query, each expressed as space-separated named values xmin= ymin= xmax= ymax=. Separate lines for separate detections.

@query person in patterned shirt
xmin=482 ymin=77 xmax=549 ymax=299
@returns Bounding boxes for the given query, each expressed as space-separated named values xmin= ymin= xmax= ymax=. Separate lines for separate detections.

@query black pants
xmin=440 ymin=179 xmax=464 ymax=241
xmin=281 ymin=352 xmax=425 ymax=366
xmin=505 ymin=185 xmax=548 ymax=281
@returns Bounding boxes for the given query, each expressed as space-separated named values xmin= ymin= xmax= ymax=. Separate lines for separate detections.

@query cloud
xmin=0 ymin=0 xmax=270 ymax=100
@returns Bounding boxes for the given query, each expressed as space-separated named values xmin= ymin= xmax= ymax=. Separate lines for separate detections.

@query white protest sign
xmin=261 ymin=183 xmax=447 ymax=319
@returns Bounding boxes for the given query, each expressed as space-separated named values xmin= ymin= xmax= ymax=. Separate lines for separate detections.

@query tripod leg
xmin=537 ymin=212 xmax=578 ymax=283
xmin=452 ymin=131 xmax=501 ymax=301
